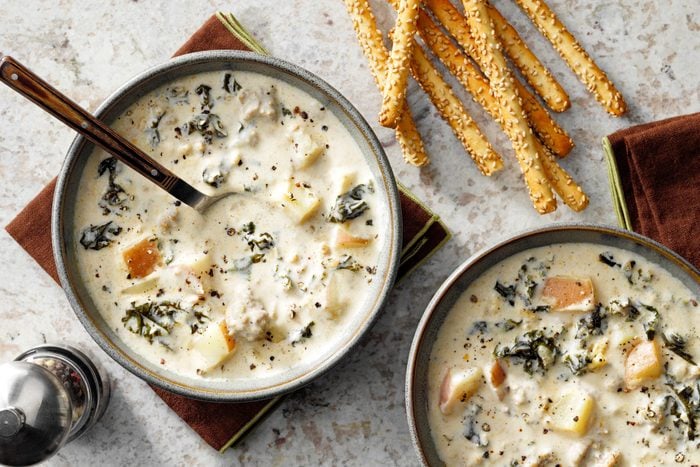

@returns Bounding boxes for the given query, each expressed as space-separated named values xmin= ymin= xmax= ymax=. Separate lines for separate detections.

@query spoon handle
xmin=0 ymin=55 xmax=201 ymax=204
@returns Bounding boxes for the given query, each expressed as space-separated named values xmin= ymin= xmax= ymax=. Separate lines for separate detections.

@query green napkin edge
xmin=218 ymin=396 xmax=283 ymax=452
xmin=602 ymin=136 xmax=632 ymax=231
xmin=396 ymin=181 xmax=452 ymax=279
xmin=216 ymin=12 xmax=269 ymax=55
xmin=214 ymin=11 xmax=451 ymax=453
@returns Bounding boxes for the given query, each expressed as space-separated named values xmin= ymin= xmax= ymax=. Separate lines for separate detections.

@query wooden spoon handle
xmin=0 ymin=55 xmax=193 ymax=196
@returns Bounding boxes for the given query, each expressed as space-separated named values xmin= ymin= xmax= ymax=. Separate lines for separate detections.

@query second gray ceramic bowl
xmin=52 ymin=51 xmax=402 ymax=402
xmin=406 ymin=224 xmax=700 ymax=466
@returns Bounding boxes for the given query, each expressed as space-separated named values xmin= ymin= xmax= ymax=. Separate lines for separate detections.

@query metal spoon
xmin=0 ymin=55 xmax=229 ymax=212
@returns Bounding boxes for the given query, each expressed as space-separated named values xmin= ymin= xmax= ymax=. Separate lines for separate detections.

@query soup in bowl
xmin=406 ymin=225 xmax=700 ymax=466
xmin=53 ymin=51 xmax=401 ymax=401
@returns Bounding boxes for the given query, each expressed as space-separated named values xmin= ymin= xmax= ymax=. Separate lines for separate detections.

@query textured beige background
xmin=0 ymin=0 xmax=698 ymax=465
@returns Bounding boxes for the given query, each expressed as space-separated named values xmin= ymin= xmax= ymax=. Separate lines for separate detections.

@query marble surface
xmin=0 ymin=0 xmax=698 ymax=465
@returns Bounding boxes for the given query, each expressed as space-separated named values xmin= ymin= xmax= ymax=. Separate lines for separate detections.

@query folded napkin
xmin=604 ymin=112 xmax=700 ymax=269
xmin=4 ymin=13 xmax=449 ymax=452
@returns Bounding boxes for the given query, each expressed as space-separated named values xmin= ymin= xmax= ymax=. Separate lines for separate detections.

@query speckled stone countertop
xmin=1 ymin=1 xmax=698 ymax=465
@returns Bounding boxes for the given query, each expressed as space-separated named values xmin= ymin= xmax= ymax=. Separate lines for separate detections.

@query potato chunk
xmin=333 ymin=226 xmax=372 ymax=248
xmin=549 ymin=390 xmax=595 ymax=436
xmin=588 ymin=339 xmax=609 ymax=371
xmin=438 ymin=367 xmax=482 ymax=415
xmin=489 ymin=360 xmax=506 ymax=388
xmin=192 ymin=321 xmax=236 ymax=371
xmin=486 ymin=360 xmax=507 ymax=400
xmin=291 ymin=129 xmax=324 ymax=169
xmin=123 ymin=238 xmax=162 ymax=278
xmin=592 ymin=450 xmax=621 ymax=467
xmin=566 ymin=441 xmax=591 ymax=466
xmin=121 ymin=276 xmax=159 ymax=295
xmin=542 ymin=276 xmax=595 ymax=312
xmin=323 ymin=272 xmax=348 ymax=318
xmin=625 ymin=339 xmax=662 ymax=390
xmin=279 ymin=182 xmax=321 ymax=223
xmin=334 ymin=170 xmax=357 ymax=195
xmin=179 ymin=252 xmax=212 ymax=277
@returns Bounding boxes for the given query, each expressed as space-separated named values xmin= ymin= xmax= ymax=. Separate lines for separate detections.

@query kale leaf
xmin=241 ymin=222 xmax=255 ymax=234
xmin=145 ymin=109 xmax=166 ymax=147
xmin=495 ymin=319 xmax=522 ymax=332
xmin=463 ymin=403 xmax=488 ymax=447
xmin=223 ymin=73 xmax=242 ymax=93
xmin=79 ymin=221 xmax=122 ymax=250
xmin=599 ymin=251 xmax=622 ymax=268
xmin=469 ymin=321 xmax=488 ymax=335
xmin=525 ymin=305 xmax=551 ymax=313
xmin=337 ymin=255 xmax=362 ymax=272
xmin=663 ymin=332 xmax=697 ymax=366
xmin=165 ymin=86 xmax=189 ymax=105
xmin=494 ymin=258 xmax=548 ymax=308
xmin=641 ymin=305 xmax=661 ymax=340
xmin=494 ymin=330 xmax=559 ymax=375
xmin=328 ymin=184 xmax=370 ymax=223
xmin=195 ymin=84 xmax=212 ymax=110
xmin=181 ymin=113 xmax=227 ymax=144
xmin=228 ymin=254 xmax=265 ymax=272
xmin=664 ymin=377 xmax=700 ymax=440
xmin=494 ymin=281 xmax=516 ymax=306
xmin=246 ymin=232 xmax=274 ymax=251
xmin=291 ymin=321 xmax=315 ymax=346
xmin=575 ymin=305 xmax=608 ymax=340
xmin=563 ymin=352 xmax=592 ymax=376
xmin=97 ymin=157 xmax=129 ymax=213
xmin=121 ymin=301 xmax=183 ymax=344
xmin=202 ymin=166 xmax=228 ymax=188
xmin=189 ymin=305 xmax=210 ymax=334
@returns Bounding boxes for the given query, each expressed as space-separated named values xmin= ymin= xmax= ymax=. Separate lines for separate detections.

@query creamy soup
xmin=73 ymin=70 xmax=385 ymax=380
xmin=428 ymin=243 xmax=699 ymax=466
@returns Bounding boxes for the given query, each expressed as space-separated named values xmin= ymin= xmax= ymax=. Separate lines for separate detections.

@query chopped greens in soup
xmin=73 ymin=70 xmax=385 ymax=380
xmin=428 ymin=243 xmax=699 ymax=466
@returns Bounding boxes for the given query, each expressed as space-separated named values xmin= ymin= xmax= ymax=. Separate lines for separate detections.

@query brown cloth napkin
xmin=5 ymin=14 xmax=449 ymax=452
xmin=604 ymin=112 xmax=700 ymax=269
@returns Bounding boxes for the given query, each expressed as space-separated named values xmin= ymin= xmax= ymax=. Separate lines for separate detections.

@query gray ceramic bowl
xmin=52 ymin=50 xmax=402 ymax=402
xmin=406 ymin=224 xmax=700 ymax=466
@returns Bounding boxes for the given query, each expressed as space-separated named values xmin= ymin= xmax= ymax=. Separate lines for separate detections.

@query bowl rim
xmin=405 ymin=222 xmax=700 ymax=466
xmin=51 ymin=50 xmax=402 ymax=402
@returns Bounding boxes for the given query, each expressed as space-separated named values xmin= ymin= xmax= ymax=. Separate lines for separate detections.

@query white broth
xmin=72 ymin=70 xmax=385 ymax=380
xmin=428 ymin=243 xmax=699 ymax=465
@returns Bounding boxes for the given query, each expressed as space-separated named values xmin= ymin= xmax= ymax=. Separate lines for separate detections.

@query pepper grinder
xmin=0 ymin=345 xmax=110 ymax=466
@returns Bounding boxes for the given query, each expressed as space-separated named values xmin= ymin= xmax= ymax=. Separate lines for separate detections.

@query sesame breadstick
xmin=424 ymin=0 xmax=569 ymax=116
xmin=409 ymin=2 xmax=583 ymax=208
xmin=393 ymin=109 xmax=430 ymax=166
xmin=515 ymin=79 xmax=573 ymax=157
xmin=462 ymin=0 xmax=556 ymax=213
xmin=343 ymin=0 xmax=429 ymax=166
xmin=409 ymin=42 xmax=503 ymax=176
xmin=421 ymin=0 xmax=573 ymax=156
xmin=424 ymin=0 xmax=480 ymax=59
xmin=415 ymin=9 xmax=498 ymax=117
xmin=409 ymin=2 xmax=584 ymax=208
xmin=379 ymin=0 xmax=420 ymax=128
xmin=413 ymin=6 xmax=573 ymax=157
xmin=514 ymin=0 xmax=627 ymax=116
xmin=485 ymin=3 xmax=569 ymax=112
xmin=537 ymin=140 xmax=589 ymax=211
